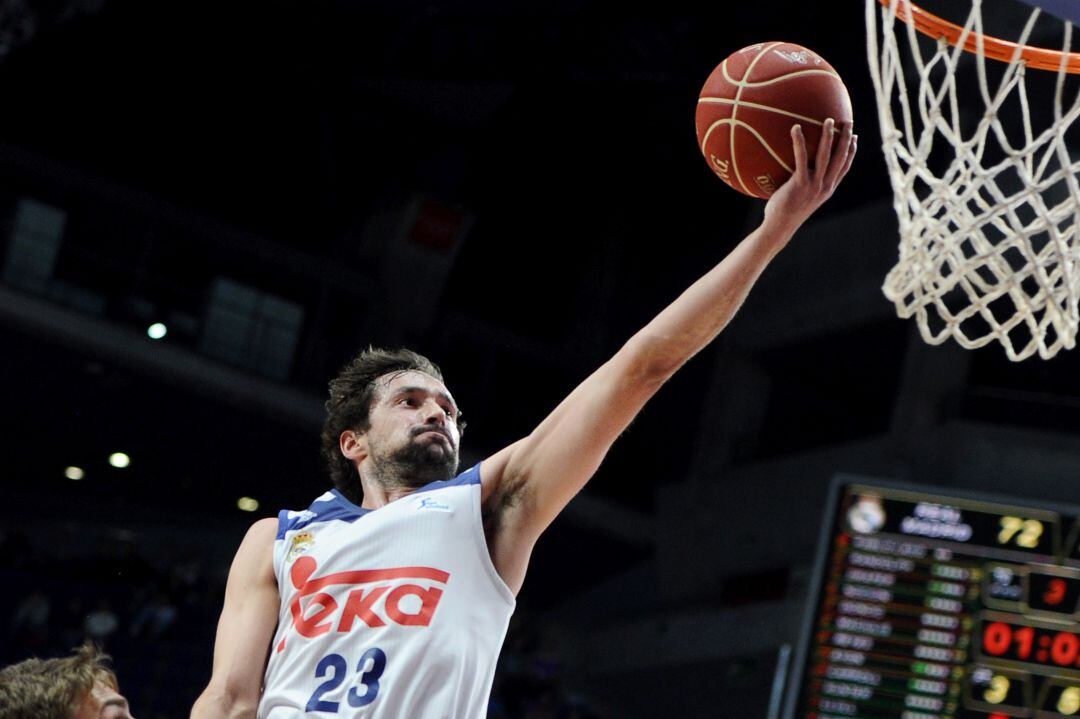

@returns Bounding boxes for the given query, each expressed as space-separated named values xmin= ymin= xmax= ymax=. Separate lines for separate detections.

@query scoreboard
xmin=783 ymin=477 xmax=1080 ymax=719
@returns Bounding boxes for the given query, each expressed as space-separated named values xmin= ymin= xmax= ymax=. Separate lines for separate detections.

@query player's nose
xmin=420 ymin=400 xmax=448 ymax=425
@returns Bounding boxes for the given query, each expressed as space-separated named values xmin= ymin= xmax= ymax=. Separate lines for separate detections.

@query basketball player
xmin=191 ymin=120 xmax=856 ymax=717
xmin=0 ymin=643 xmax=135 ymax=719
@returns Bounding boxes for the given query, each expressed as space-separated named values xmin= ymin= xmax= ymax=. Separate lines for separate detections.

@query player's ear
xmin=340 ymin=429 xmax=368 ymax=462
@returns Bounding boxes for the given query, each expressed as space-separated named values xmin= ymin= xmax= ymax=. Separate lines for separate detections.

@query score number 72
xmin=998 ymin=517 xmax=1044 ymax=550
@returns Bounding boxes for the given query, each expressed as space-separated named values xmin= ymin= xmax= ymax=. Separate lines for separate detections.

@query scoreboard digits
xmin=786 ymin=481 xmax=1080 ymax=719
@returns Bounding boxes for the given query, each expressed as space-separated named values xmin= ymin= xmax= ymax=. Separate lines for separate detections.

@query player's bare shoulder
xmin=246 ymin=516 xmax=279 ymax=545
xmin=231 ymin=516 xmax=278 ymax=583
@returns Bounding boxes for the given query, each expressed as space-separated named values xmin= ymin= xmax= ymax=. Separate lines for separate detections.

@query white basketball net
xmin=867 ymin=0 xmax=1080 ymax=360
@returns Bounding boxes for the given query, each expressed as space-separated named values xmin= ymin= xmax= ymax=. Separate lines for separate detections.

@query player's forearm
xmin=190 ymin=686 xmax=259 ymax=719
xmin=627 ymin=214 xmax=797 ymax=378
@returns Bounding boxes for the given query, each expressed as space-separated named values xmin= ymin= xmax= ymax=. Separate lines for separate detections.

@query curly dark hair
xmin=0 ymin=642 xmax=119 ymax=719
xmin=321 ymin=347 xmax=454 ymax=504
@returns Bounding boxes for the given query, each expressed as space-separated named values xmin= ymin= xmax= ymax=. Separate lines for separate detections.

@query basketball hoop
xmin=868 ymin=0 xmax=1080 ymax=360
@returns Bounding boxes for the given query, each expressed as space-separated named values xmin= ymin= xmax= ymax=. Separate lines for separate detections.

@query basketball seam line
xmin=697 ymin=98 xmax=826 ymax=126
xmin=720 ymin=65 xmax=841 ymax=88
xmin=730 ymin=42 xmax=783 ymax=197
xmin=705 ymin=119 xmax=795 ymax=176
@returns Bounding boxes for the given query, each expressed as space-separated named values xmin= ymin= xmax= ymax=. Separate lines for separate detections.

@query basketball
xmin=695 ymin=42 xmax=853 ymax=198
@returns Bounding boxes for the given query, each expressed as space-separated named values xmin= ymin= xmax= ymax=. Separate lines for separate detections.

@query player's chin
xmin=417 ymin=452 xmax=460 ymax=484
xmin=431 ymin=441 xmax=458 ymax=464
xmin=388 ymin=438 xmax=458 ymax=481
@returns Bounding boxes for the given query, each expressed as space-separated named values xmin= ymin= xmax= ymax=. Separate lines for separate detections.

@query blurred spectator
xmin=129 ymin=592 xmax=177 ymax=641
xmin=9 ymin=589 xmax=51 ymax=655
xmin=169 ymin=551 xmax=202 ymax=592
xmin=0 ymin=642 xmax=135 ymax=719
xmin=83 ymin=599 xmax=119 ymax=648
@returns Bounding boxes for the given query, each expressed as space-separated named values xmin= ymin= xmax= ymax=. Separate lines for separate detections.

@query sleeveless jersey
xmin=257 ymin=464 xmax=516 ymax=718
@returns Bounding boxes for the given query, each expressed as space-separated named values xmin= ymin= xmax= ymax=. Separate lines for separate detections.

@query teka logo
xmin=277 ymin=556 xmax=449 ymax=652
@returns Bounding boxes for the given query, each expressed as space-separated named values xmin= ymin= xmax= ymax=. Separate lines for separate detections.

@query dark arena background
xmin=3 ymin=1 xmax=1080 ymax=717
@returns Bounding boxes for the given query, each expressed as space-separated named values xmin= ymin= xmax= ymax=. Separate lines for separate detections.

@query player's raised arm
xmin=482 ymin=120 xmax=856 ymax=593
xmin=191 ymin=518 xmax=280 ymax=719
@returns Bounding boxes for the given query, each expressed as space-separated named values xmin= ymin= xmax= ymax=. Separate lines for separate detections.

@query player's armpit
xmin=480 ymin=344 xmax=668 ymax=592
xmin=191 ymin=517 xmax=279 ymax=719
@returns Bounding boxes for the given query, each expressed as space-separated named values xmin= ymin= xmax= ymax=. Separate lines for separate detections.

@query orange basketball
xmin=695 ymin=42 xmax=853 ymax=198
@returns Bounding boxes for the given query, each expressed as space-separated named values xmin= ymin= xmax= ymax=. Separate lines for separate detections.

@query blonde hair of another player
xmin=0 ymin=642 xmax=119 ymax=719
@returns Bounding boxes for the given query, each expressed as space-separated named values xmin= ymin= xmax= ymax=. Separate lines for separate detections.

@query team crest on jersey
xmin=276 ymin=555 xmax=450 ymax=653
xmin=287 ymin=532 xmax=315 ymax=561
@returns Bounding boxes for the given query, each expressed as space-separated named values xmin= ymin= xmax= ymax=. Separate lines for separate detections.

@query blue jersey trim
xmin=328 ymin=488 xmax=371 ymax=514
xmin=414 ymin=462 xmax=481 ymax=494
xmin=276 ymin=509 xmax=291 ymax=540
xmin=275 ymin=463 xmax=481 ymax=538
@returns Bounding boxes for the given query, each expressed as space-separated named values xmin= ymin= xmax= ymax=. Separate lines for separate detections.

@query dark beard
xmin=369 ymin=435 xmax=459 ymax=490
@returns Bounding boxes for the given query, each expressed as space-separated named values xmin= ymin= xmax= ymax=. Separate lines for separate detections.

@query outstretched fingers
xmin=814 ymin=118 xmax=837 ymax=184
xmin=824 ymin=122 xmax=855 ymax=189
xmin=769 ymin=119 xmax=856 ymax=224
xmin=838 ymin=134 xmax=858 ymax=184
xmin=791 ymin=124 xmax=809 ymax=180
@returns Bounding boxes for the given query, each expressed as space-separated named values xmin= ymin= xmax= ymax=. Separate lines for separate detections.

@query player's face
xmin=71 ymin=680 xmax=135 ymax=719
xmin=364 ymin=370 xmax=461 ymax=486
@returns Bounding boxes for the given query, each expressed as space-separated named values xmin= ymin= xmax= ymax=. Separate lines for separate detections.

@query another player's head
xmin=322 ymin=347 xmax=463 ymax=502
xmin=0 ymin=642 xmax=134 ymax=719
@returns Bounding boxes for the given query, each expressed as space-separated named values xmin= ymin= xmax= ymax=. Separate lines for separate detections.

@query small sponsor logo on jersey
xmin=287 ymin=532 xmax=315 ymax=561
xmin=415 ymin=496 xmax=452 ymax=512
xmin=276 ymin=556 xmax=450 ymax=652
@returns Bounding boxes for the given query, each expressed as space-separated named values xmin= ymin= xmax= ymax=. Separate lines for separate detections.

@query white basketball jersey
xmin=257 ymin=464 xmax=516 ymax=718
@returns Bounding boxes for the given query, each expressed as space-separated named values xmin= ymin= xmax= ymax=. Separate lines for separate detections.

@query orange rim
xmin=880 ymin=0 xmax=1080 ymax=74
